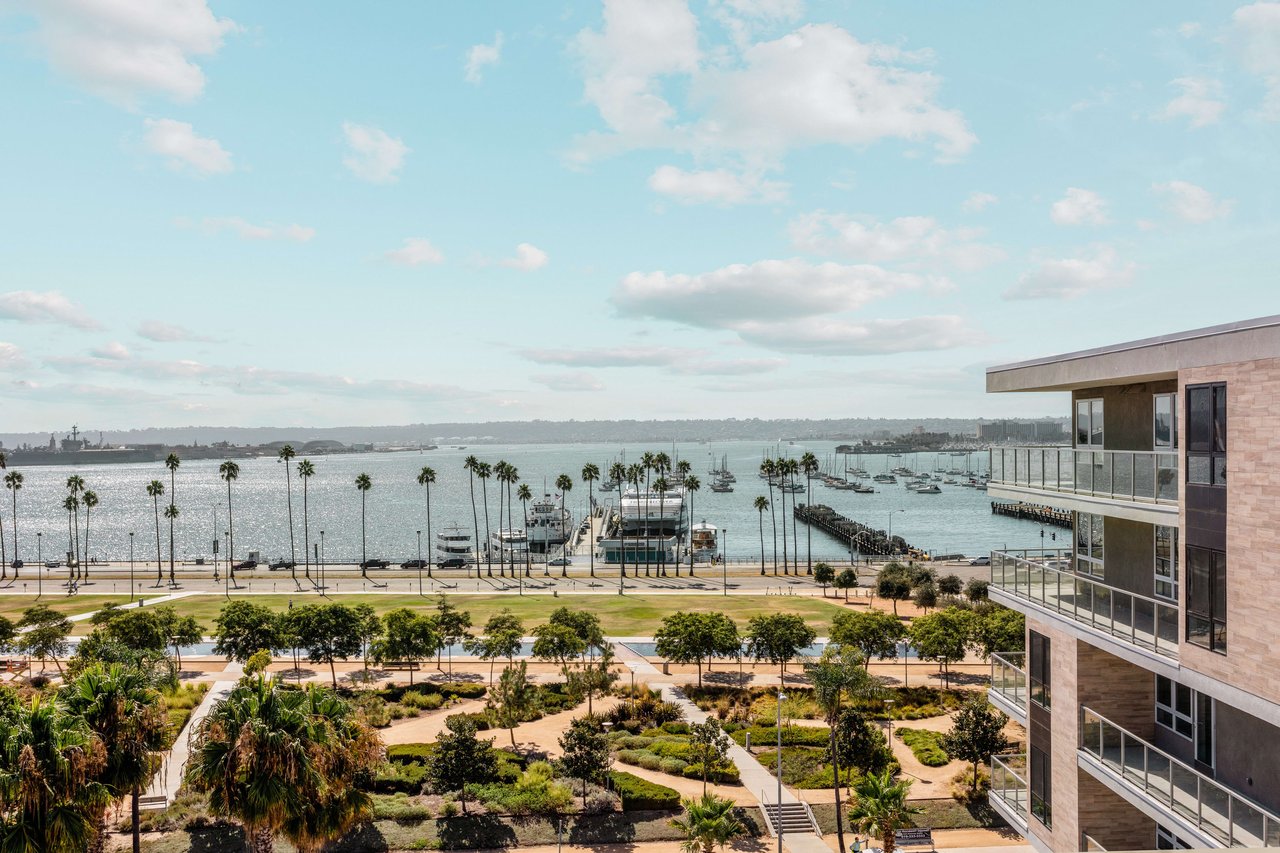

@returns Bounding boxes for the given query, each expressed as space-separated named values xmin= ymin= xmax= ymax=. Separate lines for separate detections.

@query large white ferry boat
xmin=435 ymin=525 xmax=474 ymax=567
xmin=689 ymin=520 xmax=718 ymax=562
xmin=490 ymin=528 xmax=530 ymax=564
xmin=526 ymin=494 xmax=572 ymax=554
xmin=598 ymin=485 xmax=688 ymax=565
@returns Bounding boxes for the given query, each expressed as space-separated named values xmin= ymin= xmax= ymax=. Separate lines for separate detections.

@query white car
xmin=548 ymin=556 xmax=572 ymax=566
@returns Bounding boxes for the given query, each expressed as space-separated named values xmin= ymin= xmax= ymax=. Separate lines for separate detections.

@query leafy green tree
xmin=0 ymin=616 xmax=14 ymax=656
xmin=745 ymin=613 xmax=816 ymax=682
xmin=965 ymin=578 xmax=989 ymax=602
xmin=213 ymin=601 xmax=282 ymax=664
xmin=913 ymin=582 xmax=938 ymax=613
xmin=687 ymin=718 xmax=732 ymax=795
xmin=163 ymin=610 xmax=203 ymax=671
xmin=434 ymin=595 xmax=473 ymax=675
xmin=532 ymin=623 xmax=587 ymax=685
xmin=292 ymin=603 xmax=366 ymax=688
xmin=907 ymin=607 xmax=974 ymax=688
xmin=548 ymin=607 xmax=604 ymax=652
xmin=829 ymin=610 xmax=907 ymax=669
xmin=558 ymin=717 xmax=611 ymax=808
xmin=937 ymin=574 xmax=963 ymax=596
xmin=814 ymin=562 xmax=835 ymax=596
xmin=654 ymin=611 xmax=740 ymax=688
xmin=833 ymin=709 xmax=894 ymax=777
xmin=244 ymin=649 xmax=272 ymax=677
xmin=848 ymin=770 xmax=922 ymax=853
xmin=372 ymin=608 xmax=439 ymax=686
xmin=670 ymin=792 xmax=745 ymax=853
xmin=875 ymin=567 xmax=913 ymax=616
xmin=571 ymin=644 xmax=619 ymax=715
xmin=427 ymin=714 xmax=497 ymax=814
xmin=834 ymin=567 xmax=858 ymax=602
xmin=971 ymin=606 xmax=1025 ymax=659
xmin=491 ymin=660 xmax=536 ymax=747
xmin=18 ymin=604 xmax=73 ymax=674
xmin=942 ymin=696 xmax=1010 ymax=793
xmin=465 ymin=609 xmax=524 ymax=684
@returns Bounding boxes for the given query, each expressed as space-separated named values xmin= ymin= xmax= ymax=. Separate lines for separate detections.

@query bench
xmin=893 ymin=829 xmax=935 ymax=851
xmin=383 ymin=661 xmax=420 ymax=672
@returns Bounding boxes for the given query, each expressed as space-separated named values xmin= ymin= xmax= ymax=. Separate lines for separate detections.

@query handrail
xmin=990 ymin=652 xmax=1027 ymax=711
xmin=989 ymin=445 xmax=1178 ymax=505
xmin=990 ymin=754 xmax=1028 ymax=832
xmin=991 ymin=549 xmax=1179 ymax=659
xmin=1079 ymin=705 xmax=1280 ymax=847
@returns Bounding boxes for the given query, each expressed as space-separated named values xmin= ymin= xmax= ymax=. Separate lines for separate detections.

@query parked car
xmin=968 ymin=555 xmax=990 ymax=566
xmin=548 ymin=556 xmax=572 ymax=566
xmin=44 ymin=559 xmax=62 ymax=568
xmin=9 ymin=560 xmax=22 ymax=570
xmin=400 ymin=559 xmax=429 ymax=570
xmin=269 ymin=559 xmax=296 ymax=571
xmin=361 ymin=558 xmax=390 ymax=570
xmin=233 ymin=559 xmax=258 ymax=570
xmin=436 ymin=557 xmax=467 ymax=569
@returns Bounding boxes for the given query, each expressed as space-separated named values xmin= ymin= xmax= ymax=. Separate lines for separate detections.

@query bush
xmin=731 ymin=726 xmax=830 ymax=748
xmin=371 ymin=761 xmax=429 ymax=794
xmin=609 ymin=771 xmax=681 ymax=811
xmin=372 ymin=793 xmax=433 ymax=820
xmin=447 ymin=711 xmax=490 ymax=731
xmin=440 ymin=681 xmax=487 ymax=700
xmin=355 ymin=693 xmax=392 ymax=728
xmin=898 ymin=729 xmax=951 ymax=767
xmin=401 ymin=690 xmax=445 ymax=711
xmin=387 ymin=743 xmax=434 ymax=764
xmin=658 ymin=757 xmax=689 ymax=774
xmin=951 ymin=765 xmax=991 ymax=804
xmin=682 ymin=763 xmax=742 ymax=785
xmin=439 ymin=800 xmax=460 ymax=818
xmin=660 ymin=721 xmax=690 ymax=735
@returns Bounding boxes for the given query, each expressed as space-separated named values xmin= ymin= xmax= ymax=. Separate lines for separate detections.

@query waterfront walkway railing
xmin=990 ymin=754 xmax=1028 ymax=833
xmin=989 ymin=446 xmax=1178 ymax=506
xmin=1080 ymin=705 xmax=1280 ymax=847
xmin=991 ymin=549 xmax=1179 ymax=659
xmin=990 ymin=651 xmax=1027 ymax=712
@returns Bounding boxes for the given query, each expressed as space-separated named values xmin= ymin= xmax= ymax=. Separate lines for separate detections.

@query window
xmin=1030 ymin=744 xmax=1052 ymax=828
xmin=1029 ymin=631 xmax=1051 ymax=708
xmin=1157 ymin=826 xmax=1193 ymax=850
xmin=1076 ymin=398 xmax=1104 ymax=448
xmin=1075 ymin=513 xmax=1104 ymax=578
xmin=1195 ymin=693 xmax=1214 ymax=767
xmin=1187 ymin=546 xmax=1227 ymax=653
xmin=1154 ymin=526 xmax=1178 ymax=601
xmin=1187 ymin=383 xmax=1226 ymax=485
xmin=1154 ymin=393 xmax=1177 ymax=448
xmin=1155 ymin=675 xmax=1193 ymax=739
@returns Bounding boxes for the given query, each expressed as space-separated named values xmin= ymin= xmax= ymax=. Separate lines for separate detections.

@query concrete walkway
xmin=144 ymin=662 xmax=241 ymax=805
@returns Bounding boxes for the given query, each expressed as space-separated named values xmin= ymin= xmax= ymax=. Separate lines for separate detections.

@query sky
xmin=1 ymin=0 xmax=1278 ymax=432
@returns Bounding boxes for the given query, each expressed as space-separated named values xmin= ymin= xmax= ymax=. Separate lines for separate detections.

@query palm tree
xmin=785 ymin=458 xmax=801 ymax=576
xmin=754 ymin=495 xmax=768 ymax=576
xmin=298 ymin=460 xmax=316 ymax=583
xmin=66 ymin=474 xmax=85 ymax=580
xmin=475 ymin=462 xmax=493 ymax=576
xmin=503 ymin=464 xmax=519 ymax=578
xmin=848 ymin=770 xmax=923 ymax=853
xmin=0 ymin=453 xmax=6 ymax=580
xmin=163 ymin=503 xmax=179 ymax=585
xmin=82 ymin=490 xmax=98 ymax=582
xmin=760 ymin=459 xmax=778 ymax=575
xmin=609 ymin=462 xmax=627 ymax=579
xmin=669 ymin=793 xmax=745 ymax=853
xmin=463 ymin=455 xmax=481 ymax=579
xmin=165 ymin=453 xmax=180 ymax=585
xmin=517 ymin=483 xmax=533 ymax=578
xmin=417 ymin=466 xmax=436 ymax=579
xmin=581 ymin=463 xmax=599 ymax=578
xmin=278 ymin=445 xmax=298 ymax=588
xmin=3 ymin=470 xmax=21 ymax=580
xmin=652 ymin=476 xmax=669 ymax=577
xmin=219 ymin=461 xmax=240 ymax=583
xmin=355 ymin=473 xmax=373 ymax=579
xmin=491 ymin=462 xmax=508 ymax=577
xmin=683 ymin=474 xmax=700 ymax=576
xmin=62 ymin=493 xmax=79 ymax=588
xmin=146 ymin=480 xmax=164 ymax=585
xmin=628 ymin=462 xmax=646 ymax=575
xmin=62 ymin=662 xmax=169 ymax=853
xmin=555 ymin=474 xmax=573 ymax=576
xmin=801 ymin=452 xmax=819 ymax=576
xmin=640 ymin=452 xmax=655 ymax=576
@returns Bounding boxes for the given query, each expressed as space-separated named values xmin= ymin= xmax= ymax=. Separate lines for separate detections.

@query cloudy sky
xmin=1 ymin=1 xmax=1278 ymax=431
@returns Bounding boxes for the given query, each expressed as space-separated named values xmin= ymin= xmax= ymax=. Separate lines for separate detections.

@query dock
xmin=793 ymin=504 xmax=924 ymax=558
xmin=990 ymin=500 xmax=1072 ymax=528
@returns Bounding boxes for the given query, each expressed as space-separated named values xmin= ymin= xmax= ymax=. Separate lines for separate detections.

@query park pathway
xmin=143 ymin=661 xmax=242 ymax=808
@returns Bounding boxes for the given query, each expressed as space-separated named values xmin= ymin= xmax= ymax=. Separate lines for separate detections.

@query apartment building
xmin=981 ymin=316 xmax=1280 ymax=851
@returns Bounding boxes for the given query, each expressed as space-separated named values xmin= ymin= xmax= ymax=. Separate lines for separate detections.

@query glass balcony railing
xmin=991 ymin=549 xmax=1179 ymax=659
xmin=1080 ymin=706 xmax=1280 ymax=848
xmin=989 ymin=446 xmax=1178 ymax=505
xmin=990 ymin=651 xmax=1027 ymax=712
xmin=990 ymin=754 xmax=1029 ymax=833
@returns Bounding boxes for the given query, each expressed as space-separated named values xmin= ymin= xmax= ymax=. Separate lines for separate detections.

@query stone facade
xmin=1077 ymin=771 xmax=1156 ymax=850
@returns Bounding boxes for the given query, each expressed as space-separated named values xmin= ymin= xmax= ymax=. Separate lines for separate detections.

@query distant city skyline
xmin=1 ymin=1 xmax=1277 ymax=429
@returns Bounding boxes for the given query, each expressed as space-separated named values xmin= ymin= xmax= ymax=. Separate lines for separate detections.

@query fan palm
xmin=298 ymin=460 xmax=316 ymax=582
xmin=165 ymin=453 xmax=180 ymax=585
xmin=609 ymin=462 xmax=627 ymax=579
xmin=517 ymin=483 xmax=532 ymax=578
xmin=848 ymin=770 xmax=922 ymax=853
xmin=355 ymin=473 xmax=373 ymax=579
xmin=491 ymin=462 xmax=508 ymax=577
xmin=503 ymin=464 xmax=519 ymax=578
xmin=277 ymin=446 xmax=298 ymax=587
xmin=475 ymin=462 xmax=493 ymax=576
xmin=3 ymin=470 xmax=21 ymax=580
xmin=62 ymin=494 xmax=79 ymax=588
xmin=463 ymin=456 xmax=480 ymax=578
xmin=146 ymin=481 xmax=164 ymax=586
xmin=652 ymin=477 xmax=668 ymax=577
xmin=82 ymin=490 xmax=98 ymax=582
xmin=754 ymin=496 xmax=768 ymax=576
xmin=760 ymin=459 xmax=778 ymax=575
xmin=555 ymin=474 xmax=573 ymax=576
xmin=801 ymin=452 xmax=819 ymax=575
xmin=683 ymin=474 xmax=700 ymax=576
xmin=580 ymin=463 xmax=599 ymax=578
xmin=0 ymin=452 xmax=5 ymax=579
xmin=66 ymin=475 xmax=85 ymax=580
xmin=219 ymin=461 xmax=240 ymax=582
xmin=417 ymin=466 xmax=436 ymax=579
xmin=785 ymin=457 xmax=801 ymax=575
xmin=627 ymin=463 xmax=645 ymax=575
xmin=669 ymin=793 xmax=745 ymax=853
xmin=163 ymin=504 xmax=179 ymax=586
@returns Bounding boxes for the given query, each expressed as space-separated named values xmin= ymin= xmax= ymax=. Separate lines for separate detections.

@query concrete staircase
xmin=761 ymin=801 xmax=820 ymax=837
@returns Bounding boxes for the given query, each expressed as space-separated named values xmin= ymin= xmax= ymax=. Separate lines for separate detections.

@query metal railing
xmin=989 ymin=446 xmax=1178 ymax=505
xmin=1080 ymin=705 xmax=1280 ymax=848
xmin=991 ymin=549 xmax=1179 ymax=659
xmin=990 ymin=754 xmax=1028 ymax=832
xmin=1082 ymin=833 xmax=1108 ymax=851
xmin=990 ymin=651 xmax=1027 ymax=711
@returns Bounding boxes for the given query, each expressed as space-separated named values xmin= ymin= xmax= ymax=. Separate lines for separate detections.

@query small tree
xmin=573 ymin=644 xmax=620 ymax=715
xmin=942 ymin=696 xmax=1010 ymax=794
xmin=292 ymin=603 xmax=365 ymax=688
xmin=428 ymin=714 xmax=497 ymax=814
xmin=670 ymin=793 xmax=745 ymax=853
xmin=558 ymin=717 xmax=611 ymax=808
xmin=654 ymin=611 xmax=739 ymax=688
xmin=829 ymin=610 xmax=907 ymax=670
xmin=465 ymin=609 xmax=524 ymax=683
xmin=908 ymin=607 xmax=974 ymax=688
xmin=875 ymin=569 xmax=912 ymax=616
xmin=18 ymin=604 xmax=73 ymax=674
xmin=213 ymin=601 xmax=282 ymax=664
xmin=937 ymin=574 xmax=963 ymax=596
xmin=372 ymin=608 xmax=439 ymax=685
xmin=913 ymin=582 xmax=938 ymax=613
xmin=834 ymin=709 xmax=894 ymax=777
xmin=965 ymin=578 xmax=989 ymax=602
xmin=532 ymin=622 xmax=587 ymax=684
xmin=814 ymin=562 xmax=835 ymax=596
xmin=688 ymin=718 xmax=732 ymax=795
xmin=492 ymin=660 xmax=536 ymax=747
xmin=434 ymin=595 xmax=473 ymax=676
xmin=971 ymin=606 xmax=1025 ymax=659
xmin=848 ymin=770 xmax=922 ymax=853
xmin=834 ymin=568 xmax=858 ymax=603
xmin=745 ymin=613 xmax=816 ymax=683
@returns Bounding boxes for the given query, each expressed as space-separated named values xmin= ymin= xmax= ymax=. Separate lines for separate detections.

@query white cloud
xmin=90 ymin=341 xmax=130 ymax=360
xmin=1158 ymin=77 xmax=1225 ymax=128
xmin=341 ymin=122 xmax=409 ymax=183
xmin=1153 ymin=180 xmax=1234 ymax=222
xmin=648 ymin=165 xmax=787 ymax=204
xmin=531 ymin=372 xmax=604 ymax=392
xmin=384 ymin=238 xmax=445 ymax=267
xmin=465 ymin=32 xmax=504 ymax=83
xmin=0 ymin=290 xmax=99 ymax=329
xmin=18 ymin=0 xmax=237 ymax=106
xmin=732 ymin=315 xmax=982 ymax=355
xmin=196 ymin=217 xmax=314 ymax=242
xmin=1178 ymin=22 xmax=1202 ymax=38
xmin=136 ymin=320 xmax=215 ymax=343
xmin=962 ymin=191 xmax=998 ymax=212
xmin=500 ymin=243 xmax=549 ymax=271
xmin=522 ymin=345 xmax=786 ymax=375
xmin=1005 ymin=246 xmax=1135 ymax=300
xmin=1232 ymin=2 xmax=1280 ymax=118
xmin=142 ymin=118 xmax=233 ymax=174
xmin=788 ymin=211 xmax=1004 ymax=271
xmin=0 ymin=343 xmax=27 ymax=370
xmin=1050 ymin=187 xmax=1109 ymax=226
xmin=710 ymin=0 xmax=804 ymax=47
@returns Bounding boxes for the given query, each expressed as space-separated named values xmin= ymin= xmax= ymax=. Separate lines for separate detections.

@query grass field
xmin=0 ymin=595 xmax=130 ymax=624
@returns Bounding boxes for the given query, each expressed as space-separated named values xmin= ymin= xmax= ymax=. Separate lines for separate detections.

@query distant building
xmin=976 ymin=419 xmax=1066 ymax=442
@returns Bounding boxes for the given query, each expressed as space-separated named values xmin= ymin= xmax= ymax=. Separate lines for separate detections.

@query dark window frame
xmin=1186 ymin=383 xmax=1226 ymax=486
xmin=1186 ymin=545 xmax=1227 ymax=654
xmin=1030 ymin=743 xmax=1052 ymax=828
xmin=1029 ymin=631 xmax=1051 ymax=709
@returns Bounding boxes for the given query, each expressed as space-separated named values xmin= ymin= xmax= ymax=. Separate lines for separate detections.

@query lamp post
xmin=129 ymin=532 xmax=135 ymax=602
xmin=885 ymin=698 xmax=895 ymax=741
xmin=320 ymin=530 xmax=325 ymax=593
xmin=887 ymin=509 xmax=905 ymax=554
xmin=417 ymin=530 xmax=423 ymax=596
xmin=721 ymin=527 xmax=728 ymax=596
xmin=36 ymin=532 xmax=42 ymax=600
xmin=776 ymin=690 xmax=786 ymax=853
xmin=223 ymin=532 xmax=230 ymax=600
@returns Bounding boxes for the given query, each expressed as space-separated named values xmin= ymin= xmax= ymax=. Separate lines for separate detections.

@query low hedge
xmin=731 ymin=725 xmax=830 ymax=748
xmin=387 ymin=743 xmax=435 ymax=765
xmin=682 ymin=763 xmax=742 ymax=785
xmin=608 ymin=771 xmax=681 ymax=811
xmin=371 ymin=761 xmax=428 ymax=794
xmin=898 ymin=729 xmax=950 ymax=767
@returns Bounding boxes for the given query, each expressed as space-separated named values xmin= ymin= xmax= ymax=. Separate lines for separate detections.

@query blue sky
xmin=1 ymin=0 xmax=1278 ymax=431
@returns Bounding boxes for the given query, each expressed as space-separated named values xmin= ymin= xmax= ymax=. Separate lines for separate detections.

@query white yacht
xmin=689 ymin=521 xmax=718 ymax=562
xmin=435 ymin=525 xmax=474 ymax=566
xmin=490 ymin=528 xmax=529 ymax=564
xmin=598 ymin=485 xmax=687 ymax=565
xmin=526 ymin=494 xmax=572 ymax=554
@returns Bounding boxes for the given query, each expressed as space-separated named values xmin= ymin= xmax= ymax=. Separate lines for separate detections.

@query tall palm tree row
xmin=555 ymin=473 xmax=573 ymax=576
xmin=3 ymin=469 xmax=21 ymax=579
xmin=165 ymin=453 xmax=180 ymax=585
xmin=416 ymin=466 xmax=436 ymax=578
xmin=146 ymin=480 xmax=164 ymax=586
xmin=355 ymin=473 xmax=372 ymax=579
xmin=580 ymin=463 xmax=598 ymax=578
xmin=278 ymin=445 xmax=298 ymax=588
xmin=298 ymin=460 xmax=316 ymax=583
xmin=463 ymin=455 xmax=480 ymax=578
xmin=219 ymin=461 xmax=240 ymax=583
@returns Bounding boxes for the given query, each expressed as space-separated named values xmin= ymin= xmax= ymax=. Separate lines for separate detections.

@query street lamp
xmin=417 ymin=530 xmax=423 ymax=596
xmin=885 ymin=698 xmax=896 ymax=741
xmin=129 ymin=532 xmax=135 ymax=602
xmin=320 ymin=530 xmax=326 ymax=593
xmin=776 ymin=691 xmax=786 ymax=853
xmin=223 ymin=532 xmax=230 ymax=600
xmin=721 ymin=527 xmax=728 ymax=597
xmin=36 ymin=532 xmax=42 ymax=600
xmin=887 ymin=509 xmax=905 ymax=553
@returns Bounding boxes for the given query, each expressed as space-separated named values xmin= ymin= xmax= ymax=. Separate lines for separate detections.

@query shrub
xmin=658 ymin=757 xmax=689 ymax=774
xmin=371 ymin=761 xmax=429 ymax=794
xmin=447 ymin=711 xmax=490 ymax=731
xmin=951 ymin=764 xmax=991 ymax=804
xmin=683 ymin=762 xmax=741 ymax=785
xmin=372 ymin=793 xmax=433 ymax=820
xmin=731 ymin=726 xmax=830 ymax=748
xmin=609 ymin=771 xmax=681 ymax=811
xmin=387 ymin=743 xmax=434 ymax=764
xmin=440 ymin=681 xmax=487 ymax=700
xmin=661 ymin=721 xmax=690 ymax=735
xmin=402 ymin=691 xmax=445 ymax=711
xmin=439 ymin=800 xmax=460 ymax=818
xmin=355 ymin=693 xmax=392 ymax=728
xmin=898 ymin=728 xmax=951 ymax=767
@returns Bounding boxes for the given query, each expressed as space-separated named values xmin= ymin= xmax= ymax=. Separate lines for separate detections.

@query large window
xmin=1029 ymin=631 xmax=1051 ymax=708
xmin=1154 ymin=525 xmax=1178 ymax=601
xmin=1187 ymin=546 xmax=1227 ymax=654
xmin=1030 ymin=744 xmax=1052 ymax=828
xmin=1155 ymin=675 xmax=1215 ymax=767
xmin=1187 ymin=383 xmax=1226 ymax=485
xmin=1157 ymin=826 xmax=1193 ymax=849
xmin=1075 ymin=513 xmax=1104 ymax=578
xmin=1154 ymin=392 xmax=1177 ymax=448
xmin=1076 ymin=398 xmax=1104 ymax=448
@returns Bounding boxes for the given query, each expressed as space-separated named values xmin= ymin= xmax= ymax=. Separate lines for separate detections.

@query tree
xmin=427 ymin=714 xmax=497 ymax=814
xmin=687 ymin=719 xmax=731 ymax=795
xmin=847 ymin=770 xmax=922 ymax=853
xmin=908 ymin=608 xmax=974 ymax=688
xmin=760 ymin=459 xmax=778 ymax=575
xmin=833 ymin=709 xmax=894 ymax=777
xmin=801 ymin=452 xmax=819 ymax=575
xmin=965 ymin=578 xmax=989 ymax=602
xmin=942 ymin=696 xmax=1010 ymax=794
xmin=834 ymin=567 xmax=858 ymax=603
xmin=938 ymin=574 xmax=963 ymax=596
xmin=654 ymin=611 xmax=739 ymax=688
xmin=814 ymin=562 xmax=835 ymax=596
xmin=293 ymin=603 xmax=366 ymax=688
xmin=573 ymin=644 xmax=619 ymax=715
xmin=754 ymin=495 xmax=768 ymax=576
xmin=19 ymin=604 xmax=73 ymax=674
xmin=434 ymin=595 xmax=473 ymax=676
xmin=476 ymin=462 xmax=492 ymax=576
xmin=372 ymin=608 xmax=439 ymax=686
xmin=163 ymin=609 xmax=203 ymax=670
xmin=0 ymin=454 xmax=6 ymax=579
xmin=417 ymin=466 xmax=437 ymax=579
xmin=971 ymin=606 xmax=1025 ymax=659
xmin=464 ymin=456 xmax=481 ymax=578
xmin=165 ymin=452 xmax=181 ymax=586
xmin=745 ymin=613 xmax=816 ymax=682
xmin=146 ymin=479 xmax=164 ymax=586
xmin=61 ymin=662 xmax=169 ymax=853
xmin=80 ymin=489 xmax=99 ymax=582
xmin=558 ymin=717 xmax=610 ymax=808
xmin=4 ymin=470 xmax=22 ymax=579
xmin=297 ymin=459 xmax=316 ymax=582
xmin=830 ymin=610 xmax=907 ymax=669
xmin=162 ymin=503 xmax=179 ymax=586
xmin=683 ymin=473 xmax=700 ymax=576
xmin=66 ymin=475 xmax=85 ymax=579
xmin=219 ymin=461 xmax=240 ymax=582
xmin=355 ymin=473 xmax=373 ymax=580
xmin=578 ymin=464 xmax=599 ymax=578
xmin=913 ymin=582 xmax=938 ymax=613
xmin=466 ymin=609 xmax=525 ymax=684
xmin=273 ymin=446 xmax=297 ymax=588
xmin=532 ymin=623 xmax=586 ymax=685
xmin=501 ymin=463 xmax=519 ymax=578
xmin=517 ymin=484 xmax=533 ymax=577
xmin=670 ymin=793 xmax=745 ymax=853
xmin=213 ymin=601 xmax=282 ymax=664
xmin=491 ymin=660 xmax=536 ymax=747
xmin=555 ymin=474 xmax=573 ymax=576
xmin=875 ymin=567 xmax=912 ymax=616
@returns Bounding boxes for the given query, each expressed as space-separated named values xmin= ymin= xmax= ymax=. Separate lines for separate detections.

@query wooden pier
xmin=793 ymin=504 xmax=924 ymax=558
xmin=990 ymin=500 xmax=1072 ymax=528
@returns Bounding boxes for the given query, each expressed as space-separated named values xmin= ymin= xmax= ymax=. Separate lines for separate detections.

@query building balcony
xmin=989 ymin=651 xmax=1027 ymax=723
xmin=1080 ymin=705 xmax=1280 ymax=848
xmin=989 ymin=446 xmax=1178 ymax=506
xmin=991 ymin=549 xmax=1179 ymax=660
xmin=989 ymin=753 xmax=1029 ymax=834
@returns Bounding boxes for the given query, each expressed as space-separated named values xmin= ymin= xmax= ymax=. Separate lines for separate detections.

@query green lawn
xmin=0 ymin=595 xmax=130 ymax=625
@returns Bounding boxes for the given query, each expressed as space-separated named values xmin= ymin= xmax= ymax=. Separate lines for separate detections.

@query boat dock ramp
xmin=990 ymin=500 xmax=1071 ymax=528
xmin=794 ymin=504 xmax=924 ymax=558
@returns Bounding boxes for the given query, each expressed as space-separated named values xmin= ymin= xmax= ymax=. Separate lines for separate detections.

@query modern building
xmin=977 ymin=418 xmax=1069 ymax=443
xmin=982 ymin=315 xmax=1280 ymax=851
